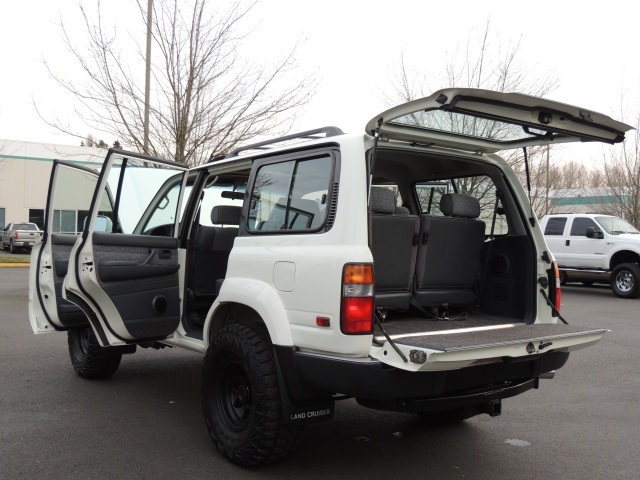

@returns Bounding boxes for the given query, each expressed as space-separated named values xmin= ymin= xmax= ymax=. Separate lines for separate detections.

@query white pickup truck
xmin=541 ymin=214 xmax=640 ymax=298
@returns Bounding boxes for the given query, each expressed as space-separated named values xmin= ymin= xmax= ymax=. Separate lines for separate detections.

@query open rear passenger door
xmin=64 ymin=151 xmax=189 ymax=346
xmin=29 ymin=161 xmax=106 ymax=333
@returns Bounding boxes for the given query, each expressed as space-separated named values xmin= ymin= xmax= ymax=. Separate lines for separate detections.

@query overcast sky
xmin=1 ymin=0 xmax=639 ymax=163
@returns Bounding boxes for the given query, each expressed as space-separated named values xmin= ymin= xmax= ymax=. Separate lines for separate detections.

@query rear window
xmin=13 ymin=223 xmax=38 ymax=231
xmin=544 ymin=217 xmax=567 ymax=236
xmin=415 ymin=175 xmax=508 ymax=235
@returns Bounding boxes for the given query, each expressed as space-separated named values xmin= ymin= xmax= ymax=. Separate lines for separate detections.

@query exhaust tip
xmin=539 ymin=370 xmax=556 ymax=380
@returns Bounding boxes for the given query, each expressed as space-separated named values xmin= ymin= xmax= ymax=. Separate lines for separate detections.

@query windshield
xmin=595 ymin=216 xmax=639 ymax=235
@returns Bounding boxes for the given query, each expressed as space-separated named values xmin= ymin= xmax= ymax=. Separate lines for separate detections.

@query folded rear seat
xmin=414 ymin=193 xmax=486 ymax=308
xmin=370 ymin=187 xmax=419 ymax=310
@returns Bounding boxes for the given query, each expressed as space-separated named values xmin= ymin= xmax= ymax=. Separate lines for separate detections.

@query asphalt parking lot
xmin=1 ymin=267 xmax=638 ymax=480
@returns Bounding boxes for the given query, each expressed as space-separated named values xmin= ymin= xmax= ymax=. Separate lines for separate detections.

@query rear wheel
xmin=68 ymin=327 xmax=123 ymax=378
xmin=9 ymin=240 xmax=15 ymax=253
xmin=202 ymin=323 xmax=300 ymax=467
xmin=610 ymin=263 xmax=640 ymax=299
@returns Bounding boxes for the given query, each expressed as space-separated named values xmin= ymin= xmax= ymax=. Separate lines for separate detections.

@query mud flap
xmin=274 ymin=346 xmax=335 ymax=426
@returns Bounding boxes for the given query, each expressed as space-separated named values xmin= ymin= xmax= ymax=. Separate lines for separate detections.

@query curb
xmin=0 ymin=263 xmax=30 ymax=268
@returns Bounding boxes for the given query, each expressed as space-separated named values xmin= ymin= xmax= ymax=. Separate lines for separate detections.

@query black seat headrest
xmin=211 ymin=205 xmax=241 ymax=226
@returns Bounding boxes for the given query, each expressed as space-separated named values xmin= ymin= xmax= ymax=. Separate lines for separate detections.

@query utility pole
xmin=143 ymin=0 xmax=153 ymax=154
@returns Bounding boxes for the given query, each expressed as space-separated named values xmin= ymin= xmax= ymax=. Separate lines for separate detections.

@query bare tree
xmin=590 ymin=117 xmax=640 ymax=227
xmin=40 ymin=0 xmax=315 ymax=165
xmin=385 ymin=20 xmax=568 ymax=217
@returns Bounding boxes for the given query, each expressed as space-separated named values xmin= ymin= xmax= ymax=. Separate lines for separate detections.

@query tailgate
xmin=371 ymin=323 xmax=607 ymax=372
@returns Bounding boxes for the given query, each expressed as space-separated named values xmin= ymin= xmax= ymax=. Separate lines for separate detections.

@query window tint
xmin=544 ymin=217 xmax=567 ymax=236
xmin=248 ymin=155 xmax=332 ymax=232
xmin=0 ymin=208 xmax=5 ymax=229
xmin=570 ymin=217 xmax=598 ymax=236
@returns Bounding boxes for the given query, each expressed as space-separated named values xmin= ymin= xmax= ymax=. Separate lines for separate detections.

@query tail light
xmin=340 ymin=264 xmax=374 ymax=334
xmin=14 ymin=232 xmax=18 ymax=240
xmin=549 ymin=261 xmax=562 ymax=316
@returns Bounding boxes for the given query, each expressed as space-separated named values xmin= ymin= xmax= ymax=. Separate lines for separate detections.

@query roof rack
xmin=225 ymin=126 xmax=344 ymax=158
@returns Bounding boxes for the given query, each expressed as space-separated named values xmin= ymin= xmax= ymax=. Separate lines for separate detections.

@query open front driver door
xmin=64 ymin=150 xmax=188 ymax=346
xmin=29 ymin=161 xmax=105 ymax=333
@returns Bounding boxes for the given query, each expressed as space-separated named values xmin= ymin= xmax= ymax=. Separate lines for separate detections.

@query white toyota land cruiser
xmin=28 ymin=88 xmax=630 ymax=467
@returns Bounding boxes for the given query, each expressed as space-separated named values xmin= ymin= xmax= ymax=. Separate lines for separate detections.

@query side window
xmin=415 ymin=181 xmax=451 ymax=216
xmin=415 ymin=176 xmax=508 ymax=235
xmin=0 ymin=208 xmax=5 ymax=229
xmin=544 ymin=217 xmax=567 ymax=235
xmin=140 ymin=181 xmax=182 ymax=234
xmin=248 ymin=155 xmax=332 ymax=232
xmin=51 ymin=164 xmax=103 ymax=236
xmin=570 ymin=217 xmax=598 ymax=236
xmin=104 ymin=160 xmax=186 ymax=236
xmin=198 ymin=183 xmax=246 ymax=227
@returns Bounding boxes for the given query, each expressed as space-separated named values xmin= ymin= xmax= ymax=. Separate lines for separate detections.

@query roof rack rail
xmin=225 ymin=126 xmax=344 ymax=158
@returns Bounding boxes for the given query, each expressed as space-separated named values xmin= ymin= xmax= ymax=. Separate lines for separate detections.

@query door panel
xmin=564 ymin=217 xmax=605 ymax=268
xmin=64 ymin=151 xmax=188 ymax=346
xmin=29 ymin=162 xmax=101 ymax=334
xmin=51 ymin=234 xmax=89 ymax=327
xmin=92 ymin=233 xmax=181 ymax=339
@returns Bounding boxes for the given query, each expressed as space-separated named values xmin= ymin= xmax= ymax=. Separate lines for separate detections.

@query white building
xmin=0 ymin=139 xmax=106 ymax=230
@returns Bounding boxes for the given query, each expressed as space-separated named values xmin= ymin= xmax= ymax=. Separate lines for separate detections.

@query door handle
xmin=140 ymin=249 xmax=157 ymax=266
xmin=158 ymin=249 xmax=172 ymax=260
xmin=565 ymin=240 xmax=570 ymax=246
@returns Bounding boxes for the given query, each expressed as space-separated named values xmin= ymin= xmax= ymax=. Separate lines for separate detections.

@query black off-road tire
xmin=202 ymin=323 xmax=300 ymax=467
xmin=416 ymin=407 xmax=480 ymax=426
xmin=68 ymin=327 xmax=123 ymax=379
xmin=610 ymin=263 xmax=640 ymax=299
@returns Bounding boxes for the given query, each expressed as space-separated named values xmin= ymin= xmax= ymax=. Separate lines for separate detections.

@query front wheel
xmin=610 ymin=263 xmax=640 ymax=299
xmin=68 ymin=327 xmax=123 ymax=378
xmin=202 ymin=323 xmax=300 ymax=467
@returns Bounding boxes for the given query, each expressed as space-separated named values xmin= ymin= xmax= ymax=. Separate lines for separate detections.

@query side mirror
xmin=586 ymin=227 xmax=604 ymax=239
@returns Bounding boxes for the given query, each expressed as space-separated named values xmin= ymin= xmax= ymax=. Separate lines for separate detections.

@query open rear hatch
xmin=366 ymin=88 xmax=632 ymax=153
xmin=371 ymin=322 xmax=607 ymax=372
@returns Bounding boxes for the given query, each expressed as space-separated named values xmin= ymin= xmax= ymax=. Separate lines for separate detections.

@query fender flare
xmin=203 ymin=277 xmax=293 ymax=349
xmin=607 ymin=246 xmax=640 ymax=270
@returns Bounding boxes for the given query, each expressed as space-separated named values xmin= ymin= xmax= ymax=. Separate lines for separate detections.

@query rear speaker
xmin=152 ymin=295 xmax=168 ymax=315
xmin=491 ymin=255 xmax=509 ymax=276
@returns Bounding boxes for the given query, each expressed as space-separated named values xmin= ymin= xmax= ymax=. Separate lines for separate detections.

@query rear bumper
xmin=274 ymin=346 xmax=569 ymax=410
xmin=12 ymin=240 xmax=34 ymax=247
